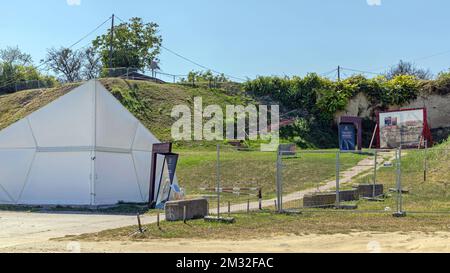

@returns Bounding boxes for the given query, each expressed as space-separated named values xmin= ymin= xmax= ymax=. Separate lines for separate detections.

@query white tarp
xmin=0 ymin=80 xmax=179 ymax=206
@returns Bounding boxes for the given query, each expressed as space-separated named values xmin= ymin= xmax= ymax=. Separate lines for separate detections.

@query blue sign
xmin=339 ymin=124 xmax=356 ymax=151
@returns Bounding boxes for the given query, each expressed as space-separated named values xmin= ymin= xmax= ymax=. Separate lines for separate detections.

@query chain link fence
xmin=0 ymin=79 xmax=54 ymax=93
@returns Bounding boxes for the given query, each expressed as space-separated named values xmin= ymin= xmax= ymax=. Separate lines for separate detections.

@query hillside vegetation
xmin=244 ymin=72 xmax=450 ymax=148
xmin=0 ymin=78 xmax=253 ymax=145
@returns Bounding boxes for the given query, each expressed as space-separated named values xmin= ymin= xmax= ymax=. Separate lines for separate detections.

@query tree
xmin=0 ymin=46 xmax=32 ymax=66
xmin=44 ymin=47 xmax=83 ymax=82
xmin=82 ymin=47 xmax=102 ymax=80
xmin=0 ymin=46 xmax=33 ymax=80
xmin=386 ymin=60 xmax=432 ymax=80
xmin=92 ymin=17 xmax=162 ymax=71
xmin=182 ymin=70 xmax=230 ymax=84
xmin=0 ymin=46 xmax=56 ymax=93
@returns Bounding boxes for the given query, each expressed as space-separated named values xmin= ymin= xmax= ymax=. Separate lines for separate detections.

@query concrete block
xmin=165 ymin=199 xmax=208 ymax=221
xmin=303 ymin=193 xmax=336 ymax=208
xmin=339 ymin=189 xmax=359 ymax=201
xmin=279 ymin=144 xmax=297 ymax=156
xmin=356 ymin=184 xmax=384 ymax=197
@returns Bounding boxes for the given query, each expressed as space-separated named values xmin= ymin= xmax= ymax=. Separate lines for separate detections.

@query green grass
xmin=99 ymin=78 xmax=252 ymax=143
xmin=0 ymin=83 xmax=80 ymax=130
xmin=335 ymin=143 xmax=450 ymax=213
xmin=175 ymin=148 xmax=366 ymax=207
xmin=64 ymin=211 xmax=450 ymax=242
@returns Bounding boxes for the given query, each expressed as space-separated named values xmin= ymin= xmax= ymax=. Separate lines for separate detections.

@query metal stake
xmin=216 ymin=144 xmax=221 ymax=219
xmin=276 ymin=147 xmax=283 ymax=213
xmin=335 ymin=151 xmax=341 ymax=209
xmin=137 ymin=213 xmax=143 ymax=233
xmin=258 ymin=188 xmax=263 ymax=210
xmin=424 ymin=141 xmax=428 ymax=182
xmin=373 ymin=150 xmax=378 ymax=197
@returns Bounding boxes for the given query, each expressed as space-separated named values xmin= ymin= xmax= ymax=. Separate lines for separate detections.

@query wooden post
xmin=157 ymin=212 xmax=160 ymax=228
xmin=228 ymin=201 xmax=231 ymax=217
xmin=183 ymin=206 xmax=187 ymax=224
xmin=247 ymin=199 xmax=250 ymax=213
xmin=137 ymin=213 xmax=143 ymax=233
xmin=258 ymin=188 xmax=263 ymax=210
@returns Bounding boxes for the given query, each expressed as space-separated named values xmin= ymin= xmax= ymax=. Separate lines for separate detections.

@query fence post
xmin=276 ymin=146 xmax=283 ymax=213
xmin=394 ymin=148 xmax=406 ymax=217
xmin=424 ymin=140 xmax=428 ymax=182
xmin=157 ymin=212 xmax=160 ymax=228
xmin=216 ymin=144 xmax=221 ymax=219
xmin=137 ymin=213 xmax=143 ymax=233
xmin=258 ymin=188 xmax=262 ymax=210
xmin=373 ymin=150 xmax=378 ymax=197
xmin=335 ymin=151 xmax=341 ymax=209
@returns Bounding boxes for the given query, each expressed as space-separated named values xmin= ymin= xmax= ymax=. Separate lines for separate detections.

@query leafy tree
xmin=383 ymin=75 xmax=419 ymax=105
xmin=0 ymin=46 xmax=56 ymax=93
xmin=0 ymin=46 xmax=33 ymax=80
xmin=92 ymin=17 xmax=162 ymax=71
xmin=182 ymin=70 xmax=229 ymax=84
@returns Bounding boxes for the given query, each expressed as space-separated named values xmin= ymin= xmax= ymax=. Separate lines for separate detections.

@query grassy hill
xmin=0 ymin=78 xmax=253 ymax=145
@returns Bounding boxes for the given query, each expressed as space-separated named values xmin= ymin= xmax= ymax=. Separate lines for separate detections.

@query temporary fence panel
xmin=401 ymin=148 xmax=450 ymax=214
xmin=207 ymin=145 xmax=276 ymax=215
xmin=278 ymin=150 xmax=339 ymax=212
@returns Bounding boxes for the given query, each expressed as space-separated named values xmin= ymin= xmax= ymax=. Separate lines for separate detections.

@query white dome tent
xmin=0 ymin=80 xmax=179 ymax=206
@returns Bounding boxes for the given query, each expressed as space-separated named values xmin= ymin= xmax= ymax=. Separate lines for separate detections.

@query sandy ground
xmin=3 ymin=231 xmax=450 ymax=253
xmin=0 ymin=211 xmax=162 ymax=251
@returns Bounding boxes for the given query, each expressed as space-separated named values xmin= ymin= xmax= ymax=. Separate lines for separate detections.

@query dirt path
xmin=3 ymin=231 xmax=450 ymax=253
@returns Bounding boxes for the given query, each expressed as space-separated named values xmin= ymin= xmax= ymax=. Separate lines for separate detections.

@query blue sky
xmin=1 ymin=0 xmax=450 ymax=80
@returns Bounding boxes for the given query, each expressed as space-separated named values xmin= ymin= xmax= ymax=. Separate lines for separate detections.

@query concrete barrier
xmin=165 ymin=199 xmax=208 ymax=221
xmin=303 ymin=193 xmax=336 ymax=208
xmin=356 ymin=184 xmax=384 ymax=197
xmin=339 ymin=189 xmax=359 ymax=201
xmin=303 ymin=190 xmax=359 ymax=208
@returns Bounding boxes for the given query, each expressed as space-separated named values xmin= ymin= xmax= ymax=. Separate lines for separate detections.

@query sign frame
xmin=376 ymin=107 xmax=433 ymax=149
